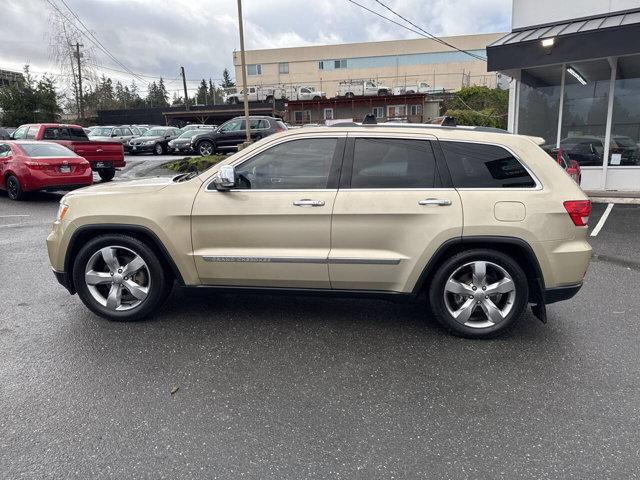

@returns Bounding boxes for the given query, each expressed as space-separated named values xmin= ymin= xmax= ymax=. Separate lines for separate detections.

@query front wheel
xmin=198 ymin=140 xmax=214 ymax=156
xmin=72 ymin=234 xmax=173 ymax=321
xmin=153 ymin=143 xmax=164 ymax=155
xmin=5 ymin=175 xmax=25 ymax=201
xmin=98 ymin=168 xmax=115 ymax=182
xmin=428 ymin=249 xmax=529 ymax=339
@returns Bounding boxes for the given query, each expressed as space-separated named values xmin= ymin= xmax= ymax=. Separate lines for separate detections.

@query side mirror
xmin=212 ymin=165 xmax=236 ymax=190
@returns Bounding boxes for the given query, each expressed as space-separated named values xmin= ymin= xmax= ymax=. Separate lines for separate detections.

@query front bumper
xmin=127 ymin=144 xmax=156 ymax=153
xmin=544 ymin=282 xmax=582 ymax=304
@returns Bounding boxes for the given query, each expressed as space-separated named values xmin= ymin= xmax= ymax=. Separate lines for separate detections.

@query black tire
xmin=153 ymin=143 xmax=164 ymax=155
xmin=345 ymin=92 xmax=355 ymax=99
xmin=230 ymin=97 xmax=239 ymax=105
xmin=265 ymin=95 xmax=273 ymax=103
xmin=98 ymin=168 xmax=116 ymax=182
xmin=198 ymin=140 xmax=215 ymax=157
xmin=428 ymin=249 xmax=529 ymax=339
xmin=378 ymin=89 xmax=389 ymax=96
xmin=312 ymin=96 xmax=321 ymax=100
xmin=72 ymin=234 xmax=173 ymax=322
xmin=5 ymin=174 xmax=25 ymax=201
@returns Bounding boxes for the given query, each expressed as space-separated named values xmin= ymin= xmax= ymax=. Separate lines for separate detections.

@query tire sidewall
xmin=6 ymin=175 xmax=23 ymax=200
xmin=199 ymin=141 xmax=214 ymax=156
xmin=429 ymin=249 xmax=529 ymax=339
xmin=154 ymin=143 xmax=163 ymax=155
xmin=72 ymin=234 xmax=171 ymax=321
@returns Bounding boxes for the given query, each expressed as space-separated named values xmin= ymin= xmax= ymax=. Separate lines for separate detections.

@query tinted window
xmin=69 ymin=128 xmax=88 ymax=140
xmin=236 ymin=138 xmax=338 ymax=190
xmin=351 ymin=138 xmax=436 ymax=188
xmin=26 ymin=126 xmax=39 ymax=139
xmin=19 ymin=143 xmax=76 ymax=157
xmin=0 ymin=144 xmax=11 ymax=157
xmin=43 ymin=127 xmax=70 ymax=140
xmin=441 ymin=141 xmax=536 ymax=188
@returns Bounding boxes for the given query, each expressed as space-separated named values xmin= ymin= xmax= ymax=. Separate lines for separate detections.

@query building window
xmin=293 ymin=110 xmax=311 ymax=124
xmin=334 ymin=59 xmax=347 ymax=69
xmin=247 ymin=64 xmax=262 ymax=76
xmin=278 ymin=62 xmax=289 ymax=74
xmin=318 ymin=61 xmax=324 ymax=70
xmin=610 ymin=55 xmax=640 ymax=166
xmin=372 ymin=107 xmax=384 ymax=118
xmin=324 ymin=108 xmax=334 ymax=120
xmin=387 ymin=105 xmax=407 ymax=118
xmin=410 ymin=105 xmax=421 ymax=116
xmin=518 ymin=65 xmax=562 ymax=147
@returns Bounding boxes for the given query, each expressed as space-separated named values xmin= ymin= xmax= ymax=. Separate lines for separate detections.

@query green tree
xmin=442 ymin=86 xmax=509 ymax=129
xmin=221 ymin=68 xmax=235 ymax=88
xmin=196 ymin=79 xmax=208 ymax=105
xmin=0 ymin=66 xmax=60 ymax=125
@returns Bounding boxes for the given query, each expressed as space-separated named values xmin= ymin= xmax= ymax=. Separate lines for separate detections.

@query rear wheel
xmin=198 ymin=140 xmax=214 ymax=156
xmin=345 ymin=92 xmax=355 ymax=99
xmin=72 ymin=234 xmax=173 ymax=321
xmin=98 ymin=168 xmax=115 ymax=182
xmin=428 ymin=249 xmax=528 ymax=339
xmin=6 ymin=175 xmax=25 ymax=201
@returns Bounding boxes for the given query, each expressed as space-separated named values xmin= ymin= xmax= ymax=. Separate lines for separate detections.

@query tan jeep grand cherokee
xmin=47 ymin=124 xmax=592 ymax=338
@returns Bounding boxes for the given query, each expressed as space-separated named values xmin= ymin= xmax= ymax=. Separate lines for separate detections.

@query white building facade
xmin=488 ymin=1 xmax=640 ymax=192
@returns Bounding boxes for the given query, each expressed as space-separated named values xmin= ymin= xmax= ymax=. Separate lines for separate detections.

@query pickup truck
xmin=11 ymin=123 xmax=125 ymax=181
xmin=336 ymin=80 xmax=390 ymax=98
xmin=392 ymin=81 xmax=430 ymax=95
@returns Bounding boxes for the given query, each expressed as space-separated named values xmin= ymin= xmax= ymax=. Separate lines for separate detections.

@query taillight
xmin=564 ymin=200 xmax=591 ymax=226
xmin=25 ymin=161 xmax=48 ymax=170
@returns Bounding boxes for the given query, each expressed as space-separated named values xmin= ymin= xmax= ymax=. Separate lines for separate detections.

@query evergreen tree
xmin=0 ymin=66 xmax=60 ymax=125
xmin=221 ymin=68 xmax=235 ymax=88
xmin=196 ymin=79 xmax=208 ymax=105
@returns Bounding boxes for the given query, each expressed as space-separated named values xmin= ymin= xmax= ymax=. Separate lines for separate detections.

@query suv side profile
xmin=191 ymin=116 xmax=286 ymax=156
xmin=47 ymin=126 xmax=592 ymax=338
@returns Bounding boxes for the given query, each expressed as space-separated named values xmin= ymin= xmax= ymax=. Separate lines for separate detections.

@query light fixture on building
xmin=567 ymin=66 xmax=587 ymax=85
xmin=541 ymin=37 xmax=555 ymax=47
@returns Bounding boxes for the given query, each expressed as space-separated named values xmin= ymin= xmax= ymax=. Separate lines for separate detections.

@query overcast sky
xmin=1 ymin=0 xmax=511 ymax=96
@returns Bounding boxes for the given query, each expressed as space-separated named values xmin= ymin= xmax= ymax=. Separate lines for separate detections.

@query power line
xmin=369 ymin=0 xmax=487 ymax=61
xmin=345 ymin=0 xmax=429 ymax=38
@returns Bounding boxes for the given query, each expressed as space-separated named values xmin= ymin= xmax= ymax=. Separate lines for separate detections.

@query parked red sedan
xmin=0 ymin=141 xmax=92 ymax=200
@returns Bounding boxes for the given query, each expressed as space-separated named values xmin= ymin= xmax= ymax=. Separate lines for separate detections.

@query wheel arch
xmin=412 ymin=236 xmax=545 ymax=303
xmin=64 ymin=224 xmax=185 ymax=294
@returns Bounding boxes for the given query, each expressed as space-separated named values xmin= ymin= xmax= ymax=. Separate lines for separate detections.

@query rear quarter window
xmin=440 ymin=141 xmax=536 ymax=188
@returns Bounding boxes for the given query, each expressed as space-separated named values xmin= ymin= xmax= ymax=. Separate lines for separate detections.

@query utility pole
xmin=73 ymin=42 xmax=84 ymax=123
xmin=180 ymin=66 xmax=189 ymax=110
xmin=237 ymin=0 xmax=251 ymax=146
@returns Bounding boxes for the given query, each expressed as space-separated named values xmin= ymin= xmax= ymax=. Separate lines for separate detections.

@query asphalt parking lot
xmin=1 ymin=167 xmax=640 ymax=478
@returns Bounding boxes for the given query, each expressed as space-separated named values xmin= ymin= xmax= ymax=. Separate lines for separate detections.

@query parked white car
xmin=336 ymin=80 xmax=390 ymax=98
xmin=393 ymin=81 xmax=430 ymax=95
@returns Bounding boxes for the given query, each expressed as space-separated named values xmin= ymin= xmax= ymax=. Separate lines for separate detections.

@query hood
xmin=63 ymin=177 xmax=174 ymax=199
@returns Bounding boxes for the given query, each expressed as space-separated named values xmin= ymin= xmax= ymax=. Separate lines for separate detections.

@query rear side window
xmin=350 ymin=138 xmax=436 ymax=188
xmin=43 ymin=127 xmax=69 ymax=140
xmin=441 ymin=141 xmax=536 ymax=188
xmin=69 ymin=128 xmax=88 ymax=140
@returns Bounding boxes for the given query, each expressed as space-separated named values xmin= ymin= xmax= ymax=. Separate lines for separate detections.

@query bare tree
xmin=47 ymin=5 xmax=98 ymax=119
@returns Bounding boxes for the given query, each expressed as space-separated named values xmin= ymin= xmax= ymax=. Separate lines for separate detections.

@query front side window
xmin=113 ymin=128 xmax=123 ymax=137
xmin=278 ymin=62 xmax=289 ymax=74
xmin=220 ymin=119 xmax=243 ymax=132
xmin=247 ymin=64 xmax=262 ymax=76
xmin=350 ymin=138 xmax=436 ymax=189
xmin=441 ymin=141 xmax=536 ymax=188
xmin=235 ymin=138 xmax=338 ymax=190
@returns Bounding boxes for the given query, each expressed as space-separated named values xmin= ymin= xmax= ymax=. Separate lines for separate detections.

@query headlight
xmin=57 ymin=203 xmax=69 ymax=221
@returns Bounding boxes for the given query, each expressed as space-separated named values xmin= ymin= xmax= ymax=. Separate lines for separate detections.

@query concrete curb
xmin=589 ymin=197 xmax=640 ymax=204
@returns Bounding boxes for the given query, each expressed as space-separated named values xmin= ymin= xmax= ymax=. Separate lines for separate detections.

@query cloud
xmin=0 ymin=0 xmax=510 ymax=96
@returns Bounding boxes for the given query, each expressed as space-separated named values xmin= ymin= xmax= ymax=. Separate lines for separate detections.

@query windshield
xmin=89 ymin=127 xmax=112 ymax=136
xmin=143 ymin=129 xmax=166 ymax=136
xmin=19 ymin=143 xmax=76 ymax=157
xmin=179 ymin=130 xmax=209 ymax=139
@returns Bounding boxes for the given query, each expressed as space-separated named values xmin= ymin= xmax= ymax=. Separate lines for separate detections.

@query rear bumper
xmin=90 ymin=160 xmax=126 ymax=169
xmin=24 ymin=170 xmax=92 ymax=192
xmin=52 ymin=268 xmax=75 ymax=294
xmin=544 ymin=282 xmax=582 ymax=304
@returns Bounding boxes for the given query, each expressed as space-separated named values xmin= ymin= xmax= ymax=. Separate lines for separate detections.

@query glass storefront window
xmin=560 ymin=59 xmax=611 ymax=166
xmin=610 ymin=55 xmax=640 ymax=166
xmin=517 ymin=65 xmax=562 ymax=148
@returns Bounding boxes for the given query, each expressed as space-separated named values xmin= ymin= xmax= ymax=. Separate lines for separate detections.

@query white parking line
xmin=590 ymin=203 xmax=614 ymax=237
xmin=0 ymin=214 xmax=30 ymax=218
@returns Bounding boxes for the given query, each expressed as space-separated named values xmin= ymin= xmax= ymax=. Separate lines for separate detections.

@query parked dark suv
xmin=191 ymin=116 xmax=286 ymax=156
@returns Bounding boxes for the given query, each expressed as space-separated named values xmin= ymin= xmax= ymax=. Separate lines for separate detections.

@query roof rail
xmin=328 ymin=122 xmax=510 ymax=134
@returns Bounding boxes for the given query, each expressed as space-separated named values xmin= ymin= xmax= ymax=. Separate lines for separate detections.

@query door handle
xmin=418 ymin=198 xmax=451 ymax=206
xmin=293 ymin=199 xmax=325 ymax=207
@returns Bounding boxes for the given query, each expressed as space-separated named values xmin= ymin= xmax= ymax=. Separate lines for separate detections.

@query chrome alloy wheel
xmin=199 ymin=142 xmax=213 ymax=156
xmin=84 ymin=246 xmax=150 ymax=311
xmin=443 ymin=261 xmax=516 ymax=329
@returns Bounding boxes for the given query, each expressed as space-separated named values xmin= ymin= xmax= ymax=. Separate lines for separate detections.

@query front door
xmin=216 ymin=118 xmax=244 ymax=150
xmin=329 ymin=134 xmax=463 ymax=292
xmin=191 ymin=135 xmax=345 ymax=288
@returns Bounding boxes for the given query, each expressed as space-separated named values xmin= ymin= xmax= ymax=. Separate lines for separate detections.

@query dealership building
xmin=234 ymin=33 xmax=504 ymax=98
xmin=488 ymin=0 xmax=640 ymax=192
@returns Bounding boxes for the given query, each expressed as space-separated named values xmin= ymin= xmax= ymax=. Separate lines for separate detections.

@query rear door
xmin=329 ymin=132 xmax=463 ymax=292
